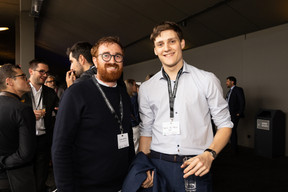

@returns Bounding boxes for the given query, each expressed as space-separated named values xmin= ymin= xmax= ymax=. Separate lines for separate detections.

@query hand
xmin=34 ymin=110 xmax=45 ymax=120
xmin=181 ymin=152 xmax=214 ymax=178
xmin=141 ymin=170 xmax=154 ymax=188
xmin=66 ymin=70 xmax=76 ymax=88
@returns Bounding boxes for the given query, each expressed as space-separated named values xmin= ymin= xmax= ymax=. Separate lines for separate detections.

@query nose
xmin=163 ymin=42 xmax=170 ymax=51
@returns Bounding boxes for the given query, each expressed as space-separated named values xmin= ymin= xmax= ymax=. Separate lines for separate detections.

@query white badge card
xmin=162 ymin=121 xmax=180 ymax=136
xmin=117 ymin=133 xmax=129 ymax=149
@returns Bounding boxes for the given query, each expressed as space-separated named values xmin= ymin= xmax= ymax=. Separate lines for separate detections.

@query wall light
xmin=0 ymin=27 xmax=9 ymax=31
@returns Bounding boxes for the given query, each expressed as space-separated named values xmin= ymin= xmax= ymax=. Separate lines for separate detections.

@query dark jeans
xmin=151 ymin=158 xmax=213 ymax=192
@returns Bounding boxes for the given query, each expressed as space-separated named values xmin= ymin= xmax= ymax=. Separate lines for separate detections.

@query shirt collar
xmin=29 ymin=82 xmax=43 ymax=93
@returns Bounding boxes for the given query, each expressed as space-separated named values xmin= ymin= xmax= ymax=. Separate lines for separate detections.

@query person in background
xmin=125 ymin=79 xmax=141 ymax=152
xmin=145 ymin=73 xmax=154 ymax=81
xmin=138 ymin=21 xmax=233 ymax=191
xmin=0 ymin=64 xmax=36 ymax=192
xmin=22 ymin=59 xmax=59 ymax=192
xmin=52 ymin=36 xmax=135 ymax=191
xmin=226 ymin=76 xmax=245 ymax=154
xmin=45 ymin=75 xmax=64 ymax=99
xmin=65 ymin=41 xmax=97 ymax=88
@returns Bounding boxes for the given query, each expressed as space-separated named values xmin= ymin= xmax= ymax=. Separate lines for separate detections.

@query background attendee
xmin=22 ymin=59 xmax=59 ymax=192
xmin=138 ymin=21 xmax=233 ymax=191
xmin=0 ymin=64 xmax=36 ymax=192
xmin=52 ymin=36 xmax=135 ymax=191
xmin=65 ymin=41 xmax=97 ymax=88
xmin=45 ymin=75 xmax=64 ymax=99
xmin=145 ymin=73 xmax=154 ymax=81
xmin=226 ymin=76 xmax=245 ymax=154
xmin=125 ymin=79 xmax=141 ymax=152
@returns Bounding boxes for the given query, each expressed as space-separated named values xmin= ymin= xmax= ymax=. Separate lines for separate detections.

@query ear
xmin=78 ymin=54 xmax=85 ymax=65
xmin=28 ymin=68 xmax=33 ymax=76
xmin=92 ymin=57 xmax=98 ymax=68
xmin=181 ymin=39 xmax=185 ymax=50
xmin=5 ymin=77 xmax=13 ymax=87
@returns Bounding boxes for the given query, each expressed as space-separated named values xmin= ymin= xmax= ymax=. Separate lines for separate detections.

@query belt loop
xmin=173 ymin=155 xmax=177 ymax=162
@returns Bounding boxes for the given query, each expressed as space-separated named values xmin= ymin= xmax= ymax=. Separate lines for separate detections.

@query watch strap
xmin=204 ymin=148 xmax=217 ymax=159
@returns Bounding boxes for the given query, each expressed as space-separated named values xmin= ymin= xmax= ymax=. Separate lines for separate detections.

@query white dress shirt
xmin=138 ymin=61 xmax=233 ymax=155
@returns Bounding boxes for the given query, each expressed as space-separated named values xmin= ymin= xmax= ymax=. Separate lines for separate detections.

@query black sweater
xmin=52 ymin=78 xmax=135 ymax=192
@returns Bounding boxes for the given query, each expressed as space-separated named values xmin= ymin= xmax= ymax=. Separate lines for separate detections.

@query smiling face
xmin=93 ymin=42 xmax=123 ymax=85
xmin=154 ymin=30 xmax=185 ymax=70
xmin=29 ymin=63 xmax=49 ymax=87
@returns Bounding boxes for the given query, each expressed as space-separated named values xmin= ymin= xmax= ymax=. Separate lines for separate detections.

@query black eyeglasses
xmin=98 ymin=53 xmax=124 ymax=63
xmin=13 ymin=74 xmax=27 ymax=81
xmin=34 ymin=69 xmax=49 ymax=75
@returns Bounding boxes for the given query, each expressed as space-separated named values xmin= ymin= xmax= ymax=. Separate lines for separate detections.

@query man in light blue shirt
xmin=138 ymin=21 xmax=233 ymax=191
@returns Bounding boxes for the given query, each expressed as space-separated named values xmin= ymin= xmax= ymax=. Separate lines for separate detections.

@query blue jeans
xmin=151 ymin=158 xmax=213 ymax=192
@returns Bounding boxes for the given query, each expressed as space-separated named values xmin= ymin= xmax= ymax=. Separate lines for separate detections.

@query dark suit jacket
xmin=122 ymin=152 xmax=167 ymax=192
xmin=228 ymin=86 xmax=245 ymax=118
xmin=22 ymin=85 xmax=59 ymax=151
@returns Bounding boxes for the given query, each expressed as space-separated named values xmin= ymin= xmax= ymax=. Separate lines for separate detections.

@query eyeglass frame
xmin=33 ymin=69 xmax=50 ymax=75
xmin=97 ymin=53 xmax=124 ymax=63
xmin=13 ymin=73 xmax=27 ymax=80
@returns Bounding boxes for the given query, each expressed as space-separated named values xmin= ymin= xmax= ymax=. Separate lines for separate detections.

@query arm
xmin=52 ymin=90 xmax=79 ymax=191
xmin=236 ymin=87 xmax=245 ymax=117
xmin=181 ymin=127 xmax=232 ymax=177
xmin=138 ymin=136 xmax=152 ymax=155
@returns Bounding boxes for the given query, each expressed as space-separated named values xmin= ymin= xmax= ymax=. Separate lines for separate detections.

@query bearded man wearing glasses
xmin=52 ymin=36 xmax=135 ymax=192
xmin=22 ymin=59 xmax=59 ymax=192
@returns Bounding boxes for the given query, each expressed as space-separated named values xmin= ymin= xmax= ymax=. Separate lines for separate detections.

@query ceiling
xmin=1 ymin=0 xmax=288 ymax=67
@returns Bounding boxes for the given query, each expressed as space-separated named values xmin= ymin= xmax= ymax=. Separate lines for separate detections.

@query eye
xmin=103 ymin=53 xmax=111 ymax=58
xmin=156 ymin=42 xmax=163 ymax=47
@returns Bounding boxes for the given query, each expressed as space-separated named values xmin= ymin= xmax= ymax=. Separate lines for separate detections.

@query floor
xmin=212 ymin=146 xmax=288 ymax=192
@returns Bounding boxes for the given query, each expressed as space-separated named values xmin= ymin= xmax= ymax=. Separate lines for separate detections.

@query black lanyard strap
xmin=31 ymin=90 xmax=43 ymax=110
xmin=162 ymin=67 xmax=183 ymax=119
xmin=92 ymin=76 xmax=123 ymax=134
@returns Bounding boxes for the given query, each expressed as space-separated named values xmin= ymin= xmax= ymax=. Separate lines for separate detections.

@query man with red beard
xmin=52 ymin=36 xmax=135 ymax=192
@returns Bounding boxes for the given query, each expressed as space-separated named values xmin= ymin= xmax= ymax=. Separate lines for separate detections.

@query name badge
xmin=162 ymin=121 xmax=180 ymax=136
xmin=117 ymin=133 xmax=129 ymax=149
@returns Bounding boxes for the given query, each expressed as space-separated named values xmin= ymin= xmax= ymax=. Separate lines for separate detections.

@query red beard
xmin=97 ymin=63 xmax=123 ymax=82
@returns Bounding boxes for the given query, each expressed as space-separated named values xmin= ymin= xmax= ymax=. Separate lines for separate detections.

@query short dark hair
xmin=150 ymin=21 xmax=184 ymax=43
xmin=91 ymin=36 xmax=124 ymax=57
xmin=227 ymin=76 xmax=237 ymax=85
xmin=29 ymin=58 xmax=48 ymax=70
xmin=66 ymin=41 xmax=93 ymax=64
xmin=0 ymin=64 xmax=21 ymax=90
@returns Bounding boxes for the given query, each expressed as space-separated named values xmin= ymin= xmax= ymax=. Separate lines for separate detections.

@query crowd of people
xmin=0 ymin=21 xmax=246 ymax=192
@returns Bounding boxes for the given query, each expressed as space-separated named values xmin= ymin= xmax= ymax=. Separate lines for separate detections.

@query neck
xmin=83 ymin=64 xmax=92 ymax=72
xmin=30 ymin=81 xmax=42 ymax=91
xmin=163 ymin=61 xmax=184 ymax=80
xmin=96 ymin=75 xmax=117 ymax=87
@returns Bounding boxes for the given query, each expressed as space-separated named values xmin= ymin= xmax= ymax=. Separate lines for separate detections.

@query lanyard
xmin=92 ymin=77 xmax=124 ymax=134
xmin=162 ymin=67 xmax=183 ymax=120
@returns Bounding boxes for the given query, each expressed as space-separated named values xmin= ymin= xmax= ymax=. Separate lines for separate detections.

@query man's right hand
xmin=141 ymin=170 xmax=154 ymax=189
xmin=66 ymin=70 xmax=76 ymax=88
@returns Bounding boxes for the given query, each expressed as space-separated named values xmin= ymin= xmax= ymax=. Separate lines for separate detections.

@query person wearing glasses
xmin=22 ymin=59 xmax=59 ymax=192
xmin=52 ymin=36 xmax=135 ymax=192
xmin=0 ymin=64 xmax=37 ymax=192
xmin=65 ymin=41 xmax=97 ymax=88
xmin=137 ymin=21 xmax=233 ymax=191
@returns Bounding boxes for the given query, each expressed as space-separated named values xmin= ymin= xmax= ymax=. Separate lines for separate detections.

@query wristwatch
xmin=204 ymin=148 xmax=217 ymax=159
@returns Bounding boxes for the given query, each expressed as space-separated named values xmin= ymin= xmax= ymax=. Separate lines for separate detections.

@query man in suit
xmin=22 ymin=59 xmax=59 ymax=192
xmin=226 ymin=76 xmax=245 ymax=154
